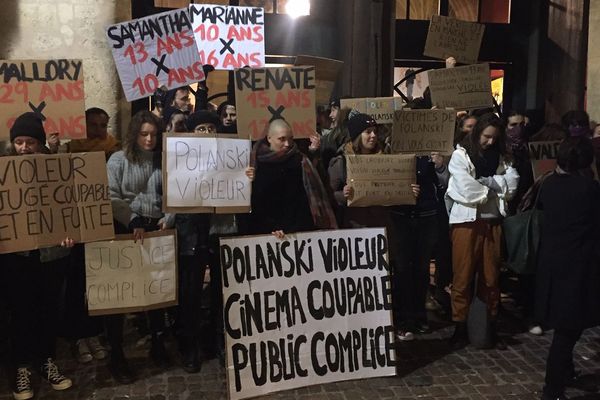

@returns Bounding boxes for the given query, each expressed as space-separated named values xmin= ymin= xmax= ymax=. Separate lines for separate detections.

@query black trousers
xmin=5 ymin=252 xmax=67 ymax=367
xmin=177 ymin=254 xmax=207 ymax=344
xmin=391 ymin=214 xmax=438 ymax=325
xmin=543 ymin=328 xmax=582 ymax=397
xmin=63 ymin=243 xmax=103 ymax=339
xmin=433 ymin=208 xmax=453 ymax=309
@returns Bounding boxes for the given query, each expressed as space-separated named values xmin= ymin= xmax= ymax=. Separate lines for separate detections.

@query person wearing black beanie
xmin=186 ymin=110 xmax=219 ymax=133
xmin=9 ymin=112 xmax=47 ymax=147
xmin=4 ymin=111 xmax=75 ymax=399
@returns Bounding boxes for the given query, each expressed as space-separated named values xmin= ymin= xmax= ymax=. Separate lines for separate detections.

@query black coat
xmin=248 ymin=153 xmax=314 ymax=235
xmin=535 ymin=172 xmax=600 ymax=330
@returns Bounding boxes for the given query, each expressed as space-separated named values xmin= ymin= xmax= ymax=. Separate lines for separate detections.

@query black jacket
xmin=535 ymin=172 xmax=600 ymax=330
xmin=248 ymin=153 xmax=314 ymax=235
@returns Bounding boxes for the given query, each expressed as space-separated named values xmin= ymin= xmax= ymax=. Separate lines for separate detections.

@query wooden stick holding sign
xmin=0 ymin=59 xmax=86 ymax=140
xmin=423 ymin=15 xmax=485 ymax=65
xmin=346 ymin=154 xmax=416 ymax=207
xmin=85 ymin=230 xmax=178 ymax=316
xmin=391 ymin=109 xmax=456 ymax=154
xmin=189 ymin=4 xmax=265 ymax=70
xmin=162 ymin=132 xmax=252 ymax=213
xmin=234 ymin=66 xmax=316 ymax=139
xmin=106 ymin=8 xmax=205 ymax=101
xmin=427 ymin=63 xmax=493 ymax=110
xmin=220 ymin=228 xmax=396 ymax=400
xmin=0 ymin=152 xmax=114 ymax=254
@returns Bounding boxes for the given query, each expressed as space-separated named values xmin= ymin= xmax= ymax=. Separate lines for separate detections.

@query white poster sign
xmin=190 ymin=4 xmax=265 ymax=70
xmin=164 ymin=135 xmax=252 ymax=210
xmin=220 ymin=228 xmax=396 ymax=400
xmin=106 ymin=8 xmax=205 ymax=101
xmin=85 ymin=230 xmax=178 ymax=315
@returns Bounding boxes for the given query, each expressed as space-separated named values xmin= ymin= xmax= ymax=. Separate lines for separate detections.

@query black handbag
xmin=502 ymin=179 xmax=545 ymax=275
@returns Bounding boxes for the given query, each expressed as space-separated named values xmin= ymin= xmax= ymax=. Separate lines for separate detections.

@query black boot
xmin=449 ymin=321 xmax=469 ymax=349
xmin=149 ymin=333 xmax=170 ymax=368
xmin=182 ymin=337 xmax=201 ymax=374
xmin=108 ymin=347 xmax=136 ymax=384
xmin=490 ymin=321 xmax=507 ymax=350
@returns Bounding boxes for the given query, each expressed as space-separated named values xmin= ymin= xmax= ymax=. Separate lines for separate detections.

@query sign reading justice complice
xmin=220 ymin=228 xmax=396 ymax=400
xmin=85 ymin=230 xmax=178 ymax=316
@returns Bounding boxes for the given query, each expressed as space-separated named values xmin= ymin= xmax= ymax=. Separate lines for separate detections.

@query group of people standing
xmin=1 ymin=79 xmax=599 ymax=400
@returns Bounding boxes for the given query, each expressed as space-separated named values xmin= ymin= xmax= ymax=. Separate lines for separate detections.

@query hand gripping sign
xmin=106 ymin=8 xmax=205 ymax=101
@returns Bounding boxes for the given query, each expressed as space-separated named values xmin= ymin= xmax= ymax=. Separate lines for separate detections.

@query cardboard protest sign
xmin=85 ymin=230 xmax=178 ymax=316
xmin=295 ymin=55 xmax=343 ymax=106
xmin=106 ymin=8 xmax=204 ymax=102
xmin=163 ymin=133 xmax=252 ymax=213
xmin=0 ymin=59 xmax=86 ymax=140
xmin=528 ymin=141 xmax=561 ymax=179
xmin=220 ymin=228 xmax=396 ymax=400
xmin=392 ymin=109 xmax=456 ymax=154
xmin=427 ymin=63 xmax=492 ymax=110
xmin=340 ymin=97 xmax=404 ymax=124
xmin=189 ymin=4 xmax=265 ymax=70
xmin=0 ymin=152 xmax=114 ymax=254
xmin=423 ymin=15 xmax=485 ymax=64
xmin=346 ymin=154 xmax=416 ymax=206
xmin=234 ymin=66 xmax=316 ymax=139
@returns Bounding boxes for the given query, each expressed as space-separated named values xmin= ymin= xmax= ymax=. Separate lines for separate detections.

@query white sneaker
xmin=396 ymin=330 xmax=415 ymax=341
xmin=76 ymin=339 xmax=93 ymax=363
xmin=86 ymin=336 xmax=108 ymax=360
xmin=529 ymin=325 xmax=543 ymax=336
xmin=13 ymin=367 xmax=33 ymax=400
xmin=40 ymin=358 xmax=72 ymax=391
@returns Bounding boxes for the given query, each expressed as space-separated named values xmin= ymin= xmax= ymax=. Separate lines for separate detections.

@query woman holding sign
xmin=445 ymin=113 xmax=519 ymax=350
xmin=328 ymin=112 xmax=391 ymax=228
xmin=106 ymin=110 xmax=174 ymax=383
xmin=4 ymin=113 xmax=74 ymax=400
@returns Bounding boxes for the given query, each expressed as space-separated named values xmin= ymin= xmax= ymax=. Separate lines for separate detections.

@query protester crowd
xmin=2 ymin=74 xmax=600 ymax=400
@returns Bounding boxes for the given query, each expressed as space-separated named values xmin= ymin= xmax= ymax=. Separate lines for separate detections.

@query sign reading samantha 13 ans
xmin=106 ymin=8 xmax=205 ymax=101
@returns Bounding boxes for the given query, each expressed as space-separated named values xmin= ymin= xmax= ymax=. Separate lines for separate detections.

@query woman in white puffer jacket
xmin=445 ymin=113 xmax=519 ymax=350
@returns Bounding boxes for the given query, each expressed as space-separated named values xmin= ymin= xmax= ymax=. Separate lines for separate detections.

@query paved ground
xmin=2 ymin=312 xmax=600 ymax=400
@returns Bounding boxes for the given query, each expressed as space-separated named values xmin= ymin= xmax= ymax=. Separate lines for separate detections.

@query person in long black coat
xmin=535 ymin=136 xmax=600 ymax=400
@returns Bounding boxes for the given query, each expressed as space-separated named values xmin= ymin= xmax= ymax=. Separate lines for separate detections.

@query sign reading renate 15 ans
xmin=220 ymin=228 xmax=396 ymax=400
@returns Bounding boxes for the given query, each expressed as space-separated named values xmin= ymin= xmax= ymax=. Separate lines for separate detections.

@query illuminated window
xmin=480 ymin=0 xmax=510 ymax=23
xmin=396 ymin=0 xmax=408 ymax=19
xmin=449 ymin=0 xmax=478 ymax=22
xmin=410 ymin=0 xmax=439 ymax=20
xmin=393 ymin=67 xmax=430 ymax=100
xmin=396 ymin=0 xmax=439 ymax=20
